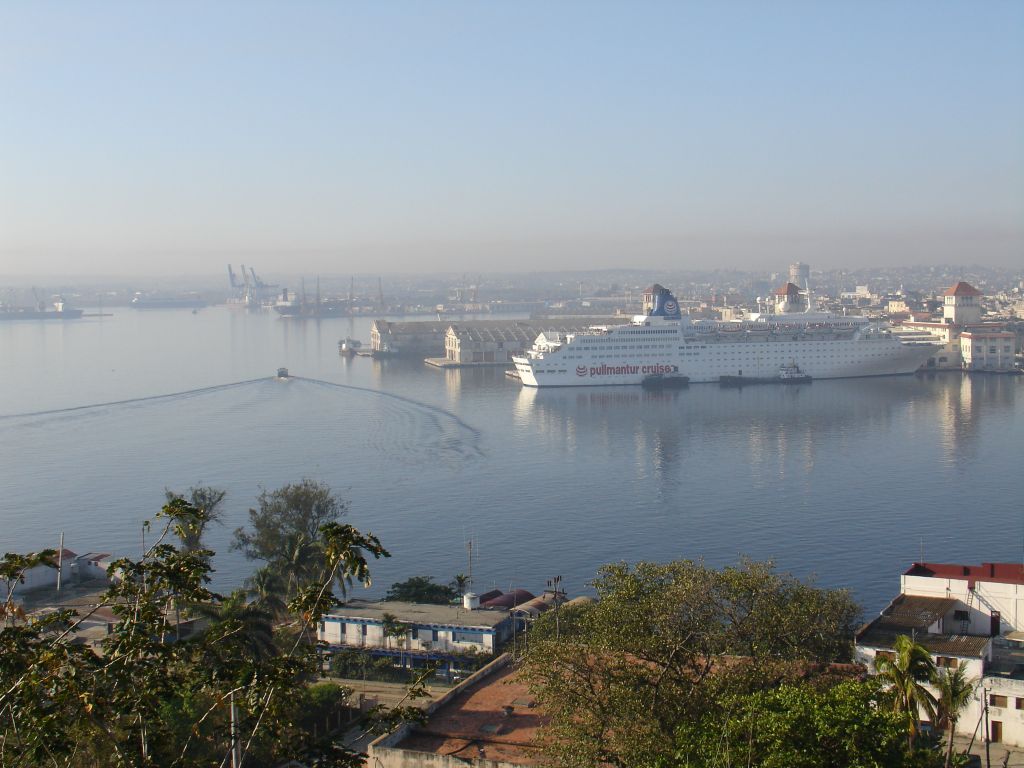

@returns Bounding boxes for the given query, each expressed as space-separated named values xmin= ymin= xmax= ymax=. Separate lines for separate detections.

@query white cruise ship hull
xmin=514 ymin=334 xmax=937 ymax=388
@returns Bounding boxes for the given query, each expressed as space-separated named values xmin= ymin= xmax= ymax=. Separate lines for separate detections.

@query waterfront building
xmin=370 ymin=319 xmax=451 ymax=357
xmin=943 ymin=281 xmax=984 ymax=326
xmin=959 ymin=329 xmax=1016 ymax=372
xmin=898 ymin=281 xmax=1017 ymax=372
xmin=317 ymin=596 xmax=515 ymax=659
xmin=855 ymin=562 xmax=1024 ymax=748
xmin=442 ymin=320 xmax=618 ymax=366
xmin=20 ymin=548 xmax=77 ymax=591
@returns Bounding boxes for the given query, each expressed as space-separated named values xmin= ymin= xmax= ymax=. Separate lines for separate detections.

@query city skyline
xmin=2 ymin=1 xmax=1022 ymax=276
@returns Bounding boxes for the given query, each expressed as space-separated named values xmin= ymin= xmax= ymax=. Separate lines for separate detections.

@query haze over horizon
xmin=2 ymin=1 xmax=1022 ymax=277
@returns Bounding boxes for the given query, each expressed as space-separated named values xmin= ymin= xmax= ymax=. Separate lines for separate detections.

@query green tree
xmin=874 ymin=635 xmax=938 ymax=749
xmin=386 ymin=575 xmax=457 ymax=604
xmin=0 ymin=549 xmax=57 ymax=627
xmin=232 ymin=479 xmax=347 ymax=598
xmin=0 ymin=495 xmax=419 ymax=767
xmin=194 ymin=588 xmax=278 ymax=662
xmin=671 ymin=678 xmax=915 ymax=768
xmin=246 ymin=564 xmax=287 ymax=619
xmin=381 ymin=611 xmax=409 ymax=668
xmin=164 ymin=485 xmax=226 ymax=552
xmin=451 ymin=573 xmax=470 ymax=595
xmin=933 ymin=665 xmax=976 ymax=768
xmin=521 ymin=559 xmax=863 ymax=768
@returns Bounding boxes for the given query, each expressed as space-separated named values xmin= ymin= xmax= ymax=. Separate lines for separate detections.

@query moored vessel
xmin=0 ymin=297 xmax=83 ymax=321
xmin=719 ymin=362 xmax=812 ymax=387
xmin=513 ymin=283 xmax=939 ymax=388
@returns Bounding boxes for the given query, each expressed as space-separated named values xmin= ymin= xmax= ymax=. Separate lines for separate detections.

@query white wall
xmin=902 ymin=575 xmax=1024 ymax=635
xmin=319 ymin=618 xmax=498 ymax=654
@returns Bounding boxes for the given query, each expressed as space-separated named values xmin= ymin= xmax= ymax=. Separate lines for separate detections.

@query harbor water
xmin=0 ymin=307 xmax=1021 ymax=614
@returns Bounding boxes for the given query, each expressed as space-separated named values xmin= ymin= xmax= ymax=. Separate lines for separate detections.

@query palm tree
xmin=933 ymin=664 xmax=977 ymax=768
xmin=195 ymin=589 xmax=277 ymax=662
xmin=381 ymin=612 xmax=408 ymax=669
xmin=874 ymin=634 xmax=938 ymax=748
xmin=245 ymin=566 xmax=287 ymax=620
xmin=165 ymin=486 xmax=226 ymax=553
xmin=275 ymin=532 xmax=323 ymax=599
xmin=451 ymin=573 xmax=470 ymax=596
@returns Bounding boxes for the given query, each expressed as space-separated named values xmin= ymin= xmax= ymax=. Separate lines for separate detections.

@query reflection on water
xmin=0 ymin=308 xmax=1021 ymax=613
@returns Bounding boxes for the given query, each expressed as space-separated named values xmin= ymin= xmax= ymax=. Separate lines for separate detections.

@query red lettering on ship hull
xmin=584 ymin=363 xmax=679 ymax=377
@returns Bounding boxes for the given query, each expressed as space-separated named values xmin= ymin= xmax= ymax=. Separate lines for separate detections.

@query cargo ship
xmin=0 ymin=298 xmax=83 ymax=321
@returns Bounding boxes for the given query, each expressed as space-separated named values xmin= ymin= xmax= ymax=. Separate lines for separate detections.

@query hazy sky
xmin=1 ymin=1 xmax=1022 ymax=276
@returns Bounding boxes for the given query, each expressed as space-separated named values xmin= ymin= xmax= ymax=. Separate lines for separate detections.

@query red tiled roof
xmin=396 ymin=663 xmax=545 ymax=765
xmin=904 ymin=562 xmax=1024 ymax=586
xmin=774 ymin=282 xmax=802 ymax=297
xmin=943 ymin=281 xmax=982 ymax=297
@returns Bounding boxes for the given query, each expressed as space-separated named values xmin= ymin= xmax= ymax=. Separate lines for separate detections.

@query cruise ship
xmin=513 ymin=284 xmax=939 ymax=388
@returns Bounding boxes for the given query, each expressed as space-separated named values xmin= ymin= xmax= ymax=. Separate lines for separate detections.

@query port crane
xmin=227 ymin=264 xmax=277 ymax=308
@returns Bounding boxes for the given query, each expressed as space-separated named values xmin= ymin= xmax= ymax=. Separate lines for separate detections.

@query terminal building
xmin=898 ymin=281 xmax=1018 ymax=372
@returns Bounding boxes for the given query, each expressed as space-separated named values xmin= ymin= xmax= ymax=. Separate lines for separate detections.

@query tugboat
xmin=276 ymin=367 xmax=290 ymax=379
xmin=719 ymin=362 xmax=812 ymax=387
xmin=640 ymin=373 xmax=690 ymax=389
xmin=338 ymin=338 xmax=363 ymax=356
xmin=777 ymin=362 xmax=812 ymax=384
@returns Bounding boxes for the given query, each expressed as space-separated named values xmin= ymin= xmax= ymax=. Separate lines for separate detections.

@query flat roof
xmin=905 ymin=562 xmax=1024 ymax=586
xmin=396 ymin=663 xmax=544 ymax=765
xmin=856 ymin=593 xmax=990 ymax=658
xmin=327 ymin=599 xmax=510 ymax=629
xmin=858 ymin=625 xmax=991 ymax=658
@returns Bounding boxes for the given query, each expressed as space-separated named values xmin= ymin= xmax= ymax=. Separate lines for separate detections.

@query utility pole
xmin=984 ymin=685 xmax=991 ymax=768
xmin=230 ymin=690 xmax=241 ymax=768
xmin=56 ymin=532 xmax=64 ymax=592
xmin=547 ymin=575 xmax=562 ymax=640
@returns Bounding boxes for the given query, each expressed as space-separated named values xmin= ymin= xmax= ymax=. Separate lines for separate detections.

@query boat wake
xmin=0 ymin=376 xmax=484 ymax=463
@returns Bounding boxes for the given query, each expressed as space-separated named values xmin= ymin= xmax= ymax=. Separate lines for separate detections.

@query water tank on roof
xmin=463 ymin=592 xmax=480 ymax=610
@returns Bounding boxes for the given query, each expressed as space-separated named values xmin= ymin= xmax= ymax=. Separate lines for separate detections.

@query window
xmin=990 ymin=694 xmax=1007 ymax=708
xmin=935 ymin=656 xmax=959 ymax=669
xmin=875 ymin=650 xmax=895 ymax=664
xmin=452 ymin=630 xmax=485 ymax=644
xmin=953 ymin=609 xmax=969 ymax=622
xmin=1016 ymin=698 xmax=1024 ymax=710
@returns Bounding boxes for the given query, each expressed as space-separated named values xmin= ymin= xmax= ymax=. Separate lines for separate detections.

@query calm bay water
xmin=1 ymin=307 xmax=1021 ymax=614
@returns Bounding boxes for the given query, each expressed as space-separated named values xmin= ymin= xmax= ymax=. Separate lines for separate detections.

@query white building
xmin=318 ymin=598 xmax=515 ymax=659
xmin=959 ymin=330 xmax=1016 ymax=372
xmin=20 ymin=548 xmax=77 ymax=591
xmin=943 ymin=282 xmax=983 ymax=326
xmin=856 ymin=562 xmax=1024 ymax=749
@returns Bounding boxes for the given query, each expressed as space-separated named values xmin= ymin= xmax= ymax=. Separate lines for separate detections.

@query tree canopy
xmin=385 ymin=575 xmax=458 ymax=605
xmin=232 ymin=479 xmax=347 ymax=598
xmin=520 ymin=558 xmax=872 ymax=768
xmin=0 ymin=494 xmax=415 ymax=767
